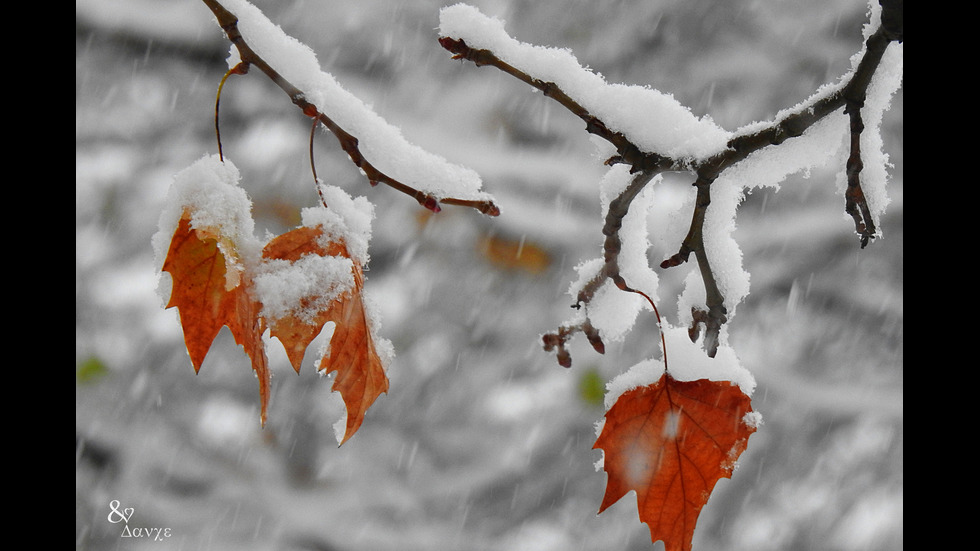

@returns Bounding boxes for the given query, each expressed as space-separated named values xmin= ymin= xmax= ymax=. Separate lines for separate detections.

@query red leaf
xmin=162 ymin=214 xmax=271 ymax=425
xmin=263 ymin=226 xmax=389 ymax=445
xmin=162 ymin=216 xmax=387 ymax=440
xmin=593 ymin=373 xmax=757 ymax=551
xmin=261 ymin=225 xmax=337 ymax=372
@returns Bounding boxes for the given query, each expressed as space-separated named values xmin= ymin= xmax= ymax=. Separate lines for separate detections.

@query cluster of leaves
xmin=161 ymin=186 xmax=386 ymax=444
xmin=157 ymin=0 xmax=503 ymax=446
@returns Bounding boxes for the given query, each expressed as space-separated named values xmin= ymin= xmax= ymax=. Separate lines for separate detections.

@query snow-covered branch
xmin=439 ymin=1 xmax=903 ymax=363
xmin=202 ymin=0 xmax=499 ymax=217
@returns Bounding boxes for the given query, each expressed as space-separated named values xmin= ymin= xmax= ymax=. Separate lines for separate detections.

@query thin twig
xmin=839 ymin=27 xmax=896 ymax=247
xmin=542 ymin=170 xmax=658 ymax=366
xmin=214 ymin=64 xmax=247 ymax=162
xmin=309 ymin=117 xmax=330 ymax=208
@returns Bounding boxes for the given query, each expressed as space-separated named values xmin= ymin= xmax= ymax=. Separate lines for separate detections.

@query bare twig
xmin=840 ymin=26 xmax=897 ymax=247
xmin=542 ymin=320 xmax=604 ymax=368
xmin=202 ymin=0 xmax=499 ymax=217
xmin=844 ymin=103 xmax=874 ymax=248
xmin=542 ymin=169 xmax=658 ymax=366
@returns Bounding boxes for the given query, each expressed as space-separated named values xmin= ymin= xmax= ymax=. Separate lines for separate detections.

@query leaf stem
xmin=214 ymin=63 xmax=247 ymax=162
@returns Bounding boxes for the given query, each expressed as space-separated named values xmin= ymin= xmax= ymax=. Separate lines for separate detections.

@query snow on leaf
xmin=158 ymin=156 xmax=388 ymax=440
xmin=261 ymin=225 xmax=389 ymax=445
xmin=259 ymin=225 xmax=354 ymax=371
xmin=593 ymin=372 xmax=757 ymax=551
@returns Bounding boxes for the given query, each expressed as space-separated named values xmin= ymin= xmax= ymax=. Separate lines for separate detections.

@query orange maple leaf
xmin=593 ymin=373 xmax=757 ymax=551
xmin=263 ymin=226 xmax=389 ymax=445
xmin=162 ymin=215 xmax=387 ymax=441
xmin=162 ymin=213 xmax=271 ymax=424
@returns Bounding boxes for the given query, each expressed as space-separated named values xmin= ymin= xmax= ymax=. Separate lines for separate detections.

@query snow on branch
xmin=439 ymin=1 xmax=903 ymax=363
xmin=438 ymin=3 xmax=730 ymax=167
xmin=202 ymin=0 xmax=499 ymax=216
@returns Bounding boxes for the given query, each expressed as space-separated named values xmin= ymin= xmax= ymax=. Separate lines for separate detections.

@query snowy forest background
xmin=75 ymin=0 xmax=903 ymax=549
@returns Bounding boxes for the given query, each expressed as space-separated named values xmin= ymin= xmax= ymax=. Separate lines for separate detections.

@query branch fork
xmin=441 ymin=2 xmax=903 ymax=365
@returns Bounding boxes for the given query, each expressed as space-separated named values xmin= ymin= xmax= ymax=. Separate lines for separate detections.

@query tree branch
xmin=438 ymin=37 xmax=675 ymax=174
xmin=441 ymin=2 xmax=901 ymax=364
xmin=203 ymin=0 xmax=499 ymax=217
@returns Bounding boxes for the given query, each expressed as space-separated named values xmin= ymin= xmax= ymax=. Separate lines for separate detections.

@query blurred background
xmin=76 ymin=0 xmax=902 ymax=549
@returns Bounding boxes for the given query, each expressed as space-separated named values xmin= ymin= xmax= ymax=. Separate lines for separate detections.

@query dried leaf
xmin=162 ymin=213 xmax=271 ymax=425
xmin=479 ymin=234 xmax=551 ymax=274
xmin=262 ymin=226 xmax=339 ymax=372
xmin=263 ymin=226 xmax=389 ymax=444
xmin=593 ymin=373 xmax=756 ymax=551
xmin=162 ymin=217 xmax=386 ymax=440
